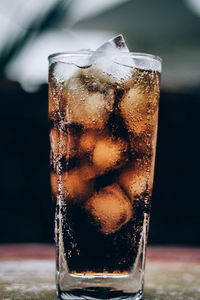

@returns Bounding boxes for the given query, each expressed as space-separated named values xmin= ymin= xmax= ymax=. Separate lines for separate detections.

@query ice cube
xmin=88 ymin=35 xmax=134 ymax=84
xmin=61 ymin=162 xmax=96 ymax=203
xmin=92 ymin=135 xmax=128 ymax=174
xmin=85 ymin=183 xmax=132 ymax=235
xmin=119 ymin=86 xmax=158 ymax=135
xmin=118 ymin=159 xmax=149 ymax=202
xmin=53 ymin=62 xmax=77 ymax=84
xmin=65 ymin=77 xmax=114 ymax=129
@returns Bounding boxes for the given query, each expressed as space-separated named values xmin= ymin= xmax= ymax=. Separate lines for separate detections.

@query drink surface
xmin=49 ymin=61 xmax=160 ymax=275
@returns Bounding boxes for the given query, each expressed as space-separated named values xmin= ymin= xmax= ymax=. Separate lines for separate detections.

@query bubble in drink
xmin=85 ymin=183 xmax=132 ymax=235
xmin=50 ymin=127 xmax=79 ymax=160
xmin=49 ymin=81 xmax=55 ymax=117
xmin=49 ymin=79 xmax=66 ymax=121
xmin=50 ymin=128 xmax=68 ymax=157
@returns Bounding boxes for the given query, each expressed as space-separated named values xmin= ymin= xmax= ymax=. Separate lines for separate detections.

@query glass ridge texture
xmin=48 ymin=51 xmax=161 ymax=300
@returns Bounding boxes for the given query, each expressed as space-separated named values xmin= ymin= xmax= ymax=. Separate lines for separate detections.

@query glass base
xmin=58 ymin=287 xmax=143 ymax=300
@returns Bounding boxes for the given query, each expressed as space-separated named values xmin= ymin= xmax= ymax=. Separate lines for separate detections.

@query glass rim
xmin=48 ymin=51 xmax=162 ymax=64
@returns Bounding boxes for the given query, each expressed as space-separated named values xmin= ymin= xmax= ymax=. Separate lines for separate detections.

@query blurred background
xmin=0 ymin=0 xmax=200 ymax=245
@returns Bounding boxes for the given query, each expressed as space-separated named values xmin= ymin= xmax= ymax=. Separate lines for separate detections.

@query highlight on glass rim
xmin=49 ymin=34 xmax=161 ymax=300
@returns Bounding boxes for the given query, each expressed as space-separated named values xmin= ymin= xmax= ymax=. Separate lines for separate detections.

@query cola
xmin=49 ymin=35 xmax=161 ymax=299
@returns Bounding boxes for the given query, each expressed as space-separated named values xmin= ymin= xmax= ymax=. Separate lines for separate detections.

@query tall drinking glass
xmin=48 ymin=51 xmax=161 ymax=300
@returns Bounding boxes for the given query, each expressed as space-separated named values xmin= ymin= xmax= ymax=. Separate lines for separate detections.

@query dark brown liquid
xmin=49 ymin=66 xmax=160 ymax=274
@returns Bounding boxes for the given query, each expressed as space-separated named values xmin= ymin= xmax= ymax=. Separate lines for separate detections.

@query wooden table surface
xmin=0 ymin=244 xmax=200 ymax=299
